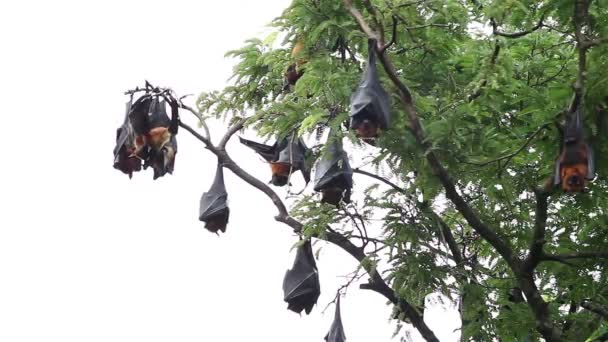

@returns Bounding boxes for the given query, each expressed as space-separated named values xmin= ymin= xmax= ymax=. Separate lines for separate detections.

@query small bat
xmin=324 ymin=297 xmax=346 ymax=342
xmin=282 ymin=40 xmax=306 ymax=91
xmin=113 ymin=99 xmax=142 ymax=178
xmin=282 ymin=239 xmax=321 ymax=314
xmin=199 ymin=164 xmax=230 ymax=234
xmin=239 ymin=133 xmax=311 ymax=186
xmin=313 ymin=132 xmax=353 ymax=206
xmin=349 ymin=39 xmax=391 ymax=143
xmin=554 ymin=101 xmax=595 ymax=192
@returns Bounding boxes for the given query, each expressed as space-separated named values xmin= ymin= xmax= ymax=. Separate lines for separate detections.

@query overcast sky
xmin=0 ymin=1 xmax=459 ymax=341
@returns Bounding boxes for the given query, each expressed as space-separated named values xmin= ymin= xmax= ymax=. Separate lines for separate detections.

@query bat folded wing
xmin=282 ymin=240 xmax=320 ymax=314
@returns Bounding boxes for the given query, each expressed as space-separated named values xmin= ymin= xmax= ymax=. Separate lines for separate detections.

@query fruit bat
xmin=313 ymin=132 xmax=353 ymax=206
xmin=283 ymin=40 xmax=306 ymax=91
xmin=239 ymin=133 xmax=311 ymax=186
xmin=199 ymin=164 xmax=230 ymax=234
xmin=349 ymin=39 xmax=391 ymax=143
xmin=282 ymin=239 xmax=321 ymax=315
xmin=128 ymin=95 xmax=179 ymax=179
xmin=113 ymin=99 xmax=142 ymax=178
xmin=554 ymin=102 xmax=595 ymax=192
xmin=325 ymin=297 xmax=346 ymax=342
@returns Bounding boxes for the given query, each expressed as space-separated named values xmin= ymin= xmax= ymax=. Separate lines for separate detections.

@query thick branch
xmin=524 ymin=189 xmax=549 ymax=271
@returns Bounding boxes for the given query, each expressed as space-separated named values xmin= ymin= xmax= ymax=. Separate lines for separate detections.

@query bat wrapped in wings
xmin=349 ymin=39 xmax=391 ymax=143
xmin=113 ymin=98 xmax=142 ymax=178
xmin=554 ymin=100 xmax=595 ymax=192
xmin=239 ymin=132 xmax=311 ymax=186
xmin=128 ymin=94 xmax=179 ymax=179
xmin=324 ymin=297 xmax=347 ymax=342
xmin=313 ymin=131 xmax=353 ymax=206
xmin=282 ymin=239 xmax=321 ymax=315
xmin=199 ymin=163 xmax=230 ymax=234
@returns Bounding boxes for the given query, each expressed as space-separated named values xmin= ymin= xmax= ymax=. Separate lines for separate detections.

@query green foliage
xmin=199 ymin=0 xmax=608 ymax=339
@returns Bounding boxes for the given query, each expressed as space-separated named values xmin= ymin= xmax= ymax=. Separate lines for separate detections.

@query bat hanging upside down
xmin=270 ymin=162 xmax=292 ymax=186
xmin=354 ymin=119 xmax=379 ymax=139
xmin=553 ymin=102 xmax=595 ymax=192
xmin=131 ymin=126 xmax=173 ymax=159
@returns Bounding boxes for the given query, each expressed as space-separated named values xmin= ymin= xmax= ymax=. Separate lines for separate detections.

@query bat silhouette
xmin=199 ymin=163 xmax=230 ymax=234
xmin=282 ymin=239 xmax=320 ymax=315
xmin=349 ymin=39 xmax=391 ymax=144
xmin=313 ymin=131 xmax=353 ymax=206
xmin=113 ymin=99 xmax=142 ymax=178
xmin=239 ymin=133 xmax=311 ymax=186
xmin=554 ymin=100 xmax=595 ymax=192
xmin=325 ymin=297 xmax=347 ymax=342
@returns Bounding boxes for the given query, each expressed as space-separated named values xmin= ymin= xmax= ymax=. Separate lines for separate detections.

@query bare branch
xmin=493 ymin=15 xmax=545 ymax=38
xmin=524 ymin=189 xmax=549 ymax=271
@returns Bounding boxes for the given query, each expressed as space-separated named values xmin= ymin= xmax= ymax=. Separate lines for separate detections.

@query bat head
xmin=270 ymin=162 xmax=292 ymax=187
xmin=561 ymin=164 xmax=588 ymax=192
xmin=321 ymin=187 xmax=344 ymax=206
xmin=355 ymin=119 xmax=379 ymax=139
xmin=284 ymin=63 xmax=304 ymax=86
xmin=203 ymin=209 xmax=229 ymax=234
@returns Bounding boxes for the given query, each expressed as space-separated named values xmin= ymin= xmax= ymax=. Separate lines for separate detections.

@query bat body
xmin=554 ymin=105 xmax=595 ymax=192
xmin=200 ymin=164 xmax=230 ymax=234
xmin=283 ymin=40 xmax=306 ymax=91
xmin=282 ymin=240 xmax=321 ymax=315
xmin=314 ymin=132 xmax=353 ymax=206
xmin=240 ymin=134 xmax=311 ymax=187
xmin=325 ymin=297 xmax=346 ymax=342
xmin=349 ymin=39 xmax=390 ymax=143
xmin=113 ymin=100 xmax=142 ymax=178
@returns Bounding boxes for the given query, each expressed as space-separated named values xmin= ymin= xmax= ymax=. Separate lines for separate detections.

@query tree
xmin=113 ymin=0 xmax=608 ymax=341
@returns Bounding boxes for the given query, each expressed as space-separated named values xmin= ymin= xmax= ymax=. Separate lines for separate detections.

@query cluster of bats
xmin=111 ymin=37 xmax=598 ymax=341
xmin=113 ymin=84 xmax=180 ymax=180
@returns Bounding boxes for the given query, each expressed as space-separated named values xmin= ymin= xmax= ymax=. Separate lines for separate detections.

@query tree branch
xmin=581 ymin=300 xmax=608 ymax=320
xmin=524 ymin=189 xmax=549 ymax=271
xmin=180 ymin=120 xmax=438 ymax=341
xmin=493 ymin=15 xmax=545 ymax=38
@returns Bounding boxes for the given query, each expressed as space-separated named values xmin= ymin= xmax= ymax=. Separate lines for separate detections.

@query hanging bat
xmin=282 ymin=239 xmax=321 ymax=315
xmin=313 ymin=132 xmax=353 ymax=206
xmin=282 ymin=40 xmax=307 ymax=91
xmin=554 ymin=102 xmax=595 ymax=192
xmin=239 ymin=133 xmax=311 ymax=186
xmin=129 ymin=94 xmax=180 ymax=179
xmin=113 ymin=99 xmax=142 ymax=178
xmin=349 ymin=39 xmax=391 ymax=143
xmin=324 ymin=297 xmax=346 ymax=342
xmin=199 ymin=164 xmax=230 ymax=234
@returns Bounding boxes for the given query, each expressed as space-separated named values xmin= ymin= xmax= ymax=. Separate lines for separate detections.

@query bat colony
xmin=112 ymin=36 xmax=599 ymax=335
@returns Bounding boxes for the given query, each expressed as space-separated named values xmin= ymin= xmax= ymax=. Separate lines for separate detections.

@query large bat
xmin=128 ymin=94 xmax=179 ymax=179
xmin=113 ymin=99 xmax=142 ymax=178
xmin=554 ymin=101 xmax=595 ymax=192
xmin=349 ymin=39 xmax=391 ymax=143
xmin=313 ymin=132 xmax=353 ymax=206
xmin=239 ymin=133 xmax=311 ymax=186
xmin=199 ymin=163 xmax=230 ymax=234
xmin=282 ymin=239 xmax=321 ymax=315
xmin=324 ymin=297 xmax=347 ymax=342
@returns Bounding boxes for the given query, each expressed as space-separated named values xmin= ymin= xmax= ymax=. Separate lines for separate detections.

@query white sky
xmin=0 ymin=1 xmax=459 ymax=341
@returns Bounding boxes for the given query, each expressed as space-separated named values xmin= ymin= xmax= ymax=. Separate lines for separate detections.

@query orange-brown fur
xmin=270 ymin=162 xmax=292 ymax=177
xmin=558 ymin=143 xmax=590 ymax=192
xmin=131 ymin=127 xmax=171 ymax=157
